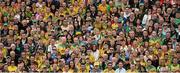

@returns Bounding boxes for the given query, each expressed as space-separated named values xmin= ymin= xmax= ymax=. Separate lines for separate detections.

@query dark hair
xmin=107 ymin=62 xmax=112 ymax=65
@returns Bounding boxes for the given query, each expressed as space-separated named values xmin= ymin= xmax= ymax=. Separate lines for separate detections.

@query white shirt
xmin=91 ymin=50 xmax=99 ymax=61
xmin=48 ymin=45 xmax=54 ymax=53
xmin=115 ymin=68 xmax=126 ymax=73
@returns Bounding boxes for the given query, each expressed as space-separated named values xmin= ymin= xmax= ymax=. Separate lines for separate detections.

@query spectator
xmin=0 ymin=0 xmax=179 ymax=73
xmin=115 ymin=61 xmax=126 ymax=73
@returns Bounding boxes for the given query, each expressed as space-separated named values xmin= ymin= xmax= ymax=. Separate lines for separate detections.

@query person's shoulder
xmin=122 ymin=68 xmax=127 ymax=72
xmin=126 ymin=69 xmax=131 ymax=72
xmin=103 ymin=68 xmax=108 ymax=71
xmin=98 ymin=4 xmax=103 ymax=7
xmin=115 ymin=68 xmax=120 ymax=73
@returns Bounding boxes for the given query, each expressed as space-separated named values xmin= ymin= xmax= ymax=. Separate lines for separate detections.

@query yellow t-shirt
xmin=8 ymin=25 xmax=15 ymax=30
xmin=68 ymin=69 xmax=75 ymax=73
xmin=99 ymin=48 xmax=105 ymax=57
xmin=67 ymin=8 xmax=76 ymax=16
xmin=71 ymin=0 xmax=83 ymax=5
xmin=111 ymin=23 xmax=118 ymax=30
xmin=86 ymin=64 xmax=90 ymax=72
xmin=76 ymin=63 xmax=81 ymax=70
xmin=104 ymin=69 xmax=115 ymax=73
xmin=73 ymin=6 xmax=80 ymax=14
xmin=88 ymin=55 xmax=95 ymax=63
xmin=1 ymin=48 xmax=7 ymax=58
xmin=59 ymin=9 xmax=67 ymax=16
xmin=94 ymin=22 xmax=102 ymax=30
xmin=44 ymin=12 xmax=54 ymax=21
xmin=127 ymin=69 xmax=138 ymax=73
xmin=50 ymin=65 xmax=59 ymax=71
xmin=98 ymin=4 xmax=109 ymax=14
xmin=77 ymin=69 xmax=89 ymax=73
xmin=8 ymin=66 xmax=17 ymax=72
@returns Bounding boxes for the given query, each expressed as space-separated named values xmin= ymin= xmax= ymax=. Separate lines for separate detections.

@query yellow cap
xmin=94 ymin=62 xmax=99 ymax=66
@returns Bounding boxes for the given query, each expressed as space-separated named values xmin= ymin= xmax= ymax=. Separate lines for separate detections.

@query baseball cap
xmin=94 ymin=62 xmax=99 ymax=66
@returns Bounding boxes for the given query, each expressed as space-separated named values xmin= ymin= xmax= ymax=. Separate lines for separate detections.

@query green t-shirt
xmin=175 ymin=18 xmax=180 ymax=25
xmin=146 ymin=65 xmax=156 ymax=71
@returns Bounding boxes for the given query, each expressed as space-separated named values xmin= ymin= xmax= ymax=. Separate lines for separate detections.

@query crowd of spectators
xmin=0 ymin=0 xmax=180 ymax=72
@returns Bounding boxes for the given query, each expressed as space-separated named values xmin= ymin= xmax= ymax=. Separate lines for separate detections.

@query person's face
xmin=70 ymin=61 xmax=74 ymax=67
xmin=143 ymin=31 xmax=148 ymax=37
xmin=134 ymin=0 xmax=139 ymax=3
xmin=11 ymin=61 xmax=15 ymax=66
xmin=21 ymin=33 xmax=26 ymax=39
xmin=102 ymin=0 xmax=106 ymax=5
xmin=129 ymin=31 xmax=135 ymax=38
xmin=145 ymin=41 xmax=149 ymax=47
xmin=21 ymin=2 xmax=26 ymax=7
xmin=107 ymin=63 xmax=112 ymax=69
xmin=173 ymin=58 xmax=178 ymax=64
xmin=47 ymin=0 xmax=52 ymax=2
xmin=113 ymin=7 xmax=117 ymax=13
xmin=157 ymin=8 xmax=161 ymax=14
xmin=81 ymin=65 xmax=86 ymax=70
xmin=71 ymin=53 xmax=75 ymax=59
xmin=74 ymin=1 xmax=78 ymax=6
xmin=64 ymin=65 xmax=69 ymax=71
xmin=109 ymin=48 xmax=114 ymax=53
xmin=136 ymin=26 xmax=142 ymax=32
xmin=176 ymin=13 xmax=180 ymax=18
xmin=17 ymin=0 xmax=21 ymax=3
xmin=168 ymin=42 xmax=172 ymax=48
xmin=166 ymin=32 xmax=171 ymax=38
xmin=11 ymin=44 xmax=16 ymax=50
xmin=0 ymin=2 xmax=5 ymax=7
xmin=96 ymin=16 xmax=100 ymax=22
xmin=114 ymin=17 xmax=118 ymax=23
xmin=3 ymin=17 xmax=8 ymax=22
xmin=3 ymin=65 xmax=8 ymax=71
xmin=69 ymin=6 xmax=73 ymax=11
xmin=6 ymin=0 xmax=10 ymax=2
xmin=62 ymin=2 xmax=66 ymax=7
xmin=136 ymin=60 xmax=141 ymax=65
xmin=109 ymin=1 xmax=113 ymax=6
xmin=154 ymin=23 xmax=159 ymax=29
xmin=21 ymin=52 xmax=26 ymax=58
xmin=73 ymin=37 xmax=78 ymax=43
xmin=147 ymin=60 xmax=152 ymax=66
xmin=176 ymin=45 xmax=180 ymax=51
xmin=130 ymin=64 xmax=136 ymax=70
xmin=90 ymin=6 xmax=96 ymax=12
xmin=30 ymin=56 xmax=35 ymax=62
xmin=167 ymin=8 xmax=172 ymax=14
xmin=151 ymin=31 xmax=157 ymax=37
xmin=10 ymin=51 xmax=15 ymax=58
xmin=86 ymin=58 xmax=90 ymax=63
xmin=0 ymin=43 xmax=4 ymax=49
xmin=94 ymin=64 xmax=99 ymax=70
xmin=118 ymin=62 xmax=123 ymax=69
